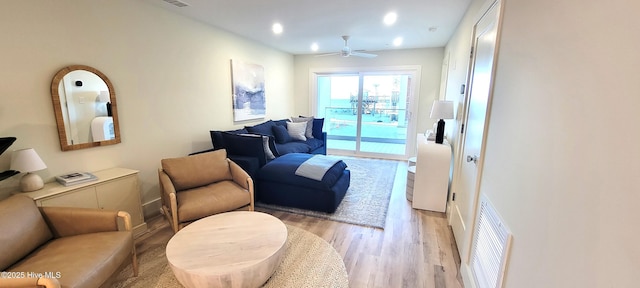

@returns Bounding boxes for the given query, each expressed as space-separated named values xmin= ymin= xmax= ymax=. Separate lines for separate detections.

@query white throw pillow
xmin=286 ymin=121 xmax=307 ymax=141
xmin=260 ymin=135 xmax=276 ymax=160
xmin=291 ymin=116 xmax=314 ymax=139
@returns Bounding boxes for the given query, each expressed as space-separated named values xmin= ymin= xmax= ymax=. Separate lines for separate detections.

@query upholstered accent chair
xmin=158 ymin=149 xmax=254 ymax=233
xmin=0 ymin=194 xmax=137 ymax=288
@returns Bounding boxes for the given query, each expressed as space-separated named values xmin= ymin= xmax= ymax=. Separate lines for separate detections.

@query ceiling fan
xmin=316 ymin=36 xmax=377 ymax=58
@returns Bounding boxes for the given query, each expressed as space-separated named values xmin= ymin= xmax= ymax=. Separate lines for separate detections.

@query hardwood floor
xmin=136 ymin=160 xmax=463 ymax=288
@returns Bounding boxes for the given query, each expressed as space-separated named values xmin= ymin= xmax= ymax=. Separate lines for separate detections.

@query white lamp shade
xmin=10 ymin=148 xmax=47 ymax=173
xmin=430 ymin=100 xmax=454 ymax=119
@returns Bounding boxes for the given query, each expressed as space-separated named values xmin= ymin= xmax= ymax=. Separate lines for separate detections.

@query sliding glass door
xmin=316 ymin=74 xmax=360 ymax=151
xmin=313 ymin=67 xmax=419 ymax=159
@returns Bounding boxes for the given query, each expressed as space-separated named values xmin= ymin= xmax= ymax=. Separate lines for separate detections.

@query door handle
xmin=466 ymin=155 xmax=478 ymax=164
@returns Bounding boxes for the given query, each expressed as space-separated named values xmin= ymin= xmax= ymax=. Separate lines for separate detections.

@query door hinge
xmin=470 ymin=46 xmax=474 ymax=58
xmin=452 ymin=193 xmax=456 ymax=201
xmin=461 ymin=124 xmax=465 ymax=134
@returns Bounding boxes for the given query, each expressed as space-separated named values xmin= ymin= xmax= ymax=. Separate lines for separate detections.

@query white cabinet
xmin=412 ymin=134 xmax=451 ymax=212
xmin=406 ymin=157 xmax=416 ymax=201
xmin=21 ymin=168 xmax=147 ymax=237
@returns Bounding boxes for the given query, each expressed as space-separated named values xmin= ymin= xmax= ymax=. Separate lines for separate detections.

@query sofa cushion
xmin=312 ymin=118 xmax=325 ymax=139
xmin=238 ymin=134 xmax=276 ymax=160
xmin=210 ymin=128 xmax=248 ymax=150
xmin=275 ymin=142 xmax=311 ymax=155
xmin=291 ymin=116 xmax=314 ymax=139
xmin=223 ymin=132 xmax=275 ymax=160
xmin=229 ymin=128 xmax=250 ymax=134
xmin=258 ymin=153 xmax=348 ymax=189
xmin=273 ymin=119 xmax=289 ymax=127
xmin=286 ymin=121 xmax=307 ymax=141
xmin=0 ymin=195 xmax=53 ymax=271
xmin=161 ymin=149 xmax=232 ymax=191
xmin=272 ymin=125 xmax=292 ymax=144
xmin=7 ymin=231 xmax=132 ymax=288
xmin=227 ymin=155 xmax=261 ymax=179
xmin=176 ymin=181 xmax=251 ymax=222
xmin=246 ymin=120 xmax=276 ymax=137
xmin=305 ymin=138 xmax=324 ymax=151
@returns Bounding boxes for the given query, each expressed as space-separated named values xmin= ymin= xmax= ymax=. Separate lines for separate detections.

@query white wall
xmin=294 ymin=48 xmax=445 ymax=137
xmin=447 ymin=0 xmax=640 ymax=286
xmin=0 ymin=0 xmax=294 ymax=216
xmin=442 ymin=0 xmax=489 ymax=156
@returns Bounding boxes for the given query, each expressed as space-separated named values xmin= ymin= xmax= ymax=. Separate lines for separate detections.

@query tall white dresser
xmin=412 ymin=133 xmax=451 ymax=212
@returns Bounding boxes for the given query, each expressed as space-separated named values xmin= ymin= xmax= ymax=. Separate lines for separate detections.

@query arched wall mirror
xmin=51 ymin=65 xmax=121 ymax=151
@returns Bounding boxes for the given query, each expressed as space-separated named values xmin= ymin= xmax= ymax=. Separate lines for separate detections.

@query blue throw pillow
xmin=221 ymin=132 xmax=259 ymax=157
xmin=246 ymin=120 xmax=276 ymax=137
xmin=272 ymin=125 xmax=292 ymax=144
xmin=210 ymin=128 xmax=248 ymax=149
xmin=210 ymin=131 xmax=225 ymax=150
xmin=273 ymin=119 xmax=289 ymax=127
xmin=312 ymin=118 xmax=324 ymax=139
xmin=221 ymin=132 xmax=275 ymax=161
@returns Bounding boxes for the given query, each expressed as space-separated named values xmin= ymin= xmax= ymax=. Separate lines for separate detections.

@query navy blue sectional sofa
xmin=192 ymin=118 xmax=350 ymax=213
xmin=205 ymin=118 xmax=326 ymax=178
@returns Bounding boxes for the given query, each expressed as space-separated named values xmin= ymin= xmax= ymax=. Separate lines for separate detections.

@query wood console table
xmin=19 ymin=167 xmax=147 ymax=237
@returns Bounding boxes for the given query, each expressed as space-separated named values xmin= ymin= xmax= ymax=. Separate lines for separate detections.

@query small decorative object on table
xmin=55 ymin=171 xmax=98 ymax=186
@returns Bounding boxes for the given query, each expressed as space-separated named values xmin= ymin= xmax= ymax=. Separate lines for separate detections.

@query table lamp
xmin=10 ymin=148 xmax=47 ymax=192
xmin=430 ymin=100 xmax=454 ymax=144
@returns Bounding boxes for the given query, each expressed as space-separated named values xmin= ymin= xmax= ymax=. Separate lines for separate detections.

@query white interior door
xmin=450 ymin=1 xmax=501 ymax=261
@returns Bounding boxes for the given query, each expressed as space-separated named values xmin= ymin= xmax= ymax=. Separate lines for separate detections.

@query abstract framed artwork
xmin=231 ymin=59 xmax=266 ymax=122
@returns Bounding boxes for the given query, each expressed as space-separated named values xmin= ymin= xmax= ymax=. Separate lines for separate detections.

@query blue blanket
xmin=295 ymin=155 xmax=342 ymax=181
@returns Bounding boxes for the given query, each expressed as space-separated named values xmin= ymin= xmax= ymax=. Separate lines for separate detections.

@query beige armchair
xmin=159 ymin=149 xmax=254 ymax=233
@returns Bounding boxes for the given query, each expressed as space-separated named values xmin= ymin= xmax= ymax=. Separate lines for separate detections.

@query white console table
xmin=412 ymin=134 xmax=451 ymax=212
xmin=19 ymin=167 xmax=147 ymax=237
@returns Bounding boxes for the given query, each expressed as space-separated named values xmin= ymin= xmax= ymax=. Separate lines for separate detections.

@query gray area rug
xmin=257 ymin=156 xmax=399 ymax=229
xmin=112 ymin=225 xmax=348 ymax=288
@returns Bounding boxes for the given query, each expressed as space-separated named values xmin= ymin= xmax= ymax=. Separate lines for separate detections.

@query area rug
xmin=256 ymin=156 xmax=399 ymax=229
xmin=112 ymin=225 xmax=348 ymax=288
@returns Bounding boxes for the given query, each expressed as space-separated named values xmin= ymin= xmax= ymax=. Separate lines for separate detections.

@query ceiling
xmin=141 ymin=0 xmax=472 ymax=55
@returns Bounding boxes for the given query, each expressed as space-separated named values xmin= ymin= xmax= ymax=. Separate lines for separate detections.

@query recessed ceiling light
xmin=311 ymin=43 xmax=319 ymax=52
xmin=384 ymin=12 xmax=397 ymax=26
xmin=272 ymin=23 xmax=283 ymax=34
xmin=393 ymin=37 xmax=403 ymax=46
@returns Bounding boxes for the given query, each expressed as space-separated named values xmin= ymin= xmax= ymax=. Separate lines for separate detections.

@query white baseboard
xmin=461 ymin=263 xmax=476 ymax=288
xmin=142 ymin=198 xmax=162 ymax=220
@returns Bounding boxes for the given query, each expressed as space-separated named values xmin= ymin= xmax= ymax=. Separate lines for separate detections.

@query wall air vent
xmin=162 ymin=0 xmax=189 ymax=7
xmin=470 ymin=194 xmax=512 ymax=288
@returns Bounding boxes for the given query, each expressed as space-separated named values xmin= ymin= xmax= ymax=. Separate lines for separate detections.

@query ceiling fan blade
xmin=315 ymin=36 xmax=376 ymax=58
xmin=350 ymin=51 xmax=378 ymax=58
xmin=314 ymin=52 xmax=341 ymax=57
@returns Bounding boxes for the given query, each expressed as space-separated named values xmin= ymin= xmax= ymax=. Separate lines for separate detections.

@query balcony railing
xmin=324 ymin=106 xmax=407 ymax=144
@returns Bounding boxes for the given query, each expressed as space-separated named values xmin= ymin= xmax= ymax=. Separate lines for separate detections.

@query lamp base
xmin=20 ymin=172 xmax=44 ymax=192
xmin=435 ymin=119 xmax=446 ymax=144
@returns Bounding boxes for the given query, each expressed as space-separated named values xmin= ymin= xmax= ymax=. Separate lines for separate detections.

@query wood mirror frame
xmin=50 ymin=65 xmax=121 ymax=151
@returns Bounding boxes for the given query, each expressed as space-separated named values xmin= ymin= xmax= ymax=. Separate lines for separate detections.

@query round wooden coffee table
xmin=166 ymin=211 xmax=287 ymax=288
